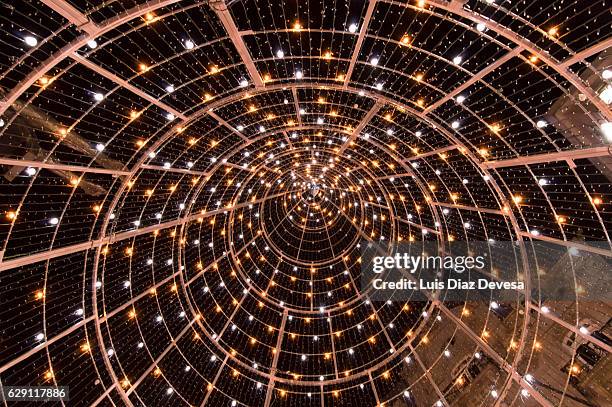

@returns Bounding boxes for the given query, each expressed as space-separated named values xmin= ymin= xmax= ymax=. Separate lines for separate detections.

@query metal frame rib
xmin=338 ymin=101 xmax=383 ymax=154
xmin=343 ymin=0 xmax=378 ymax=87
xmin=211 ymin=0 xmax=264 ymax=88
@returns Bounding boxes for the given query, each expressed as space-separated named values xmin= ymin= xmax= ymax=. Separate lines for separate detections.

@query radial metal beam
xmin=396 ymin=217 xmax=440 ymax=235
xmin=407 ymin=342 xmax=447 ymax=406
xmin=420 ymin=0 xmax=612 ymax=122
xmin=0 ymin=314 xmax=94 ymax=374
xmin=327 ymin=314 xmax=340 ymax=379
xmin=125 ymin=318 xmax=197 ymax=395
xmin=518 ymin=231 xmax=612 ymax=257
xmin=344 ymin=0 xmax=378 ymax=87
xmin=404 ymin=144 xmax=459 ymax=161
xmin=432 ymin=201 xmax=506 ymax=216
xmin=292 ymin=88 xmax=302 ymax=125
xmin=0 ymin=234 xmax=255 ymax=376
xmin=529 ymin=304 xmax=612 ymax=353
xmin=0 ymin=191 xmax=292 ymax=272
xmin=484 ymin=146 xmax=611 ymax=169
xmin=209 ymin=111 xmax=249 ymax=141
xmin=139 ymin=162 xmax=254 ymax=176
xmin=41 ymin=0 xmax=99 ymax=34
xmin=0 ymin=157 xmax=130 ymax=176
xmin=423 ymin=48 xmax=521 ymax=114
xmin=263 ymin=310 xmax=288 ymax=407
xmin=90 ymin=383 xmax=117 ymax=407
xmin=374 ymin=172 xmax=413 ymax=180
xmin=0 ymin=0 xmax=183 ymax=115
xmin=70 ymin=53 xmax=186 ymax=120
xmin=434 ymin=301 xmax=555 ymax=407
xmin=559 ymin=36 xmax=612 ymax=69
xmin=210 ymin=1 xmax=264 ymax=88
xmin=338 ymin=101 xmax=383 ymax=154
xmin=200 ymin=354 xmax=230 ymax=406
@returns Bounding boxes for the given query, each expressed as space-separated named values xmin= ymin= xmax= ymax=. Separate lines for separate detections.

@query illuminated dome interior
xmin=0 ymin=0 xmax=611 ymax=406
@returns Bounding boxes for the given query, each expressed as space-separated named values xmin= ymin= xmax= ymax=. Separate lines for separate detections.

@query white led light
xmin=184 ymin=39 xmax=195 ymax=49
xmin=148 ymin=152 xmax=156 ymax=158
xmin=166 ymin=388 xmax=173 ymax=395
xmin=87 ymin=39 xmax=98 ymax=49
xmin=601 ymin=122 xmax=612 ymax=142
xmin=295 ymin=70 xmax=303 ymax=79
xmin=239 ymin=79 xmax=249 ymax=87
xmin=24 ymin=36 xmax=38 ymax=47
xmin=25 ymin=167 xmax=36 ymax=176
xmin=166 ymin=113 xmax=175 ymax=120
xmin=95 ymin=143 xmax=105 ymax=152
xmin=165 ymin=85 xmax=175 ymax=93
xmin=451 ymin=121 xmax=460 ymax=129
xmin=259 ymin=125 xmax=265 ymax=133
xmin=348 ymin=23 xmax=358 ymax=33
xmin=94 ymin=92 xmax=104 ymax=101
xmin=375 ymin=82 xmax=383 ymax=90
xmin=538 ymin=178 xmax=548 ymax=186
xmin=536 ymin=119 xmax=548 ymax=128
xmin=49 ymin=217 xmax=59 ymax=225
xmin=453 ymin=56 xmax=462 ymax=65
xmin=276 ymin=49 xmax=284 ymax=58
xmin=476 ymin=23 xmax=486 ymax=32
xmin=35 ymin=333 xmax=44 ymax=341
xmin=237 ymin=125 xmax=244 ymax=131
xmin=603 ymin=69 xmax=612 ymax=80
xmin=370 ymin=57 xmax=379 ymax=66
xmin=456 ymin=95 xmax=465 ymax=103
